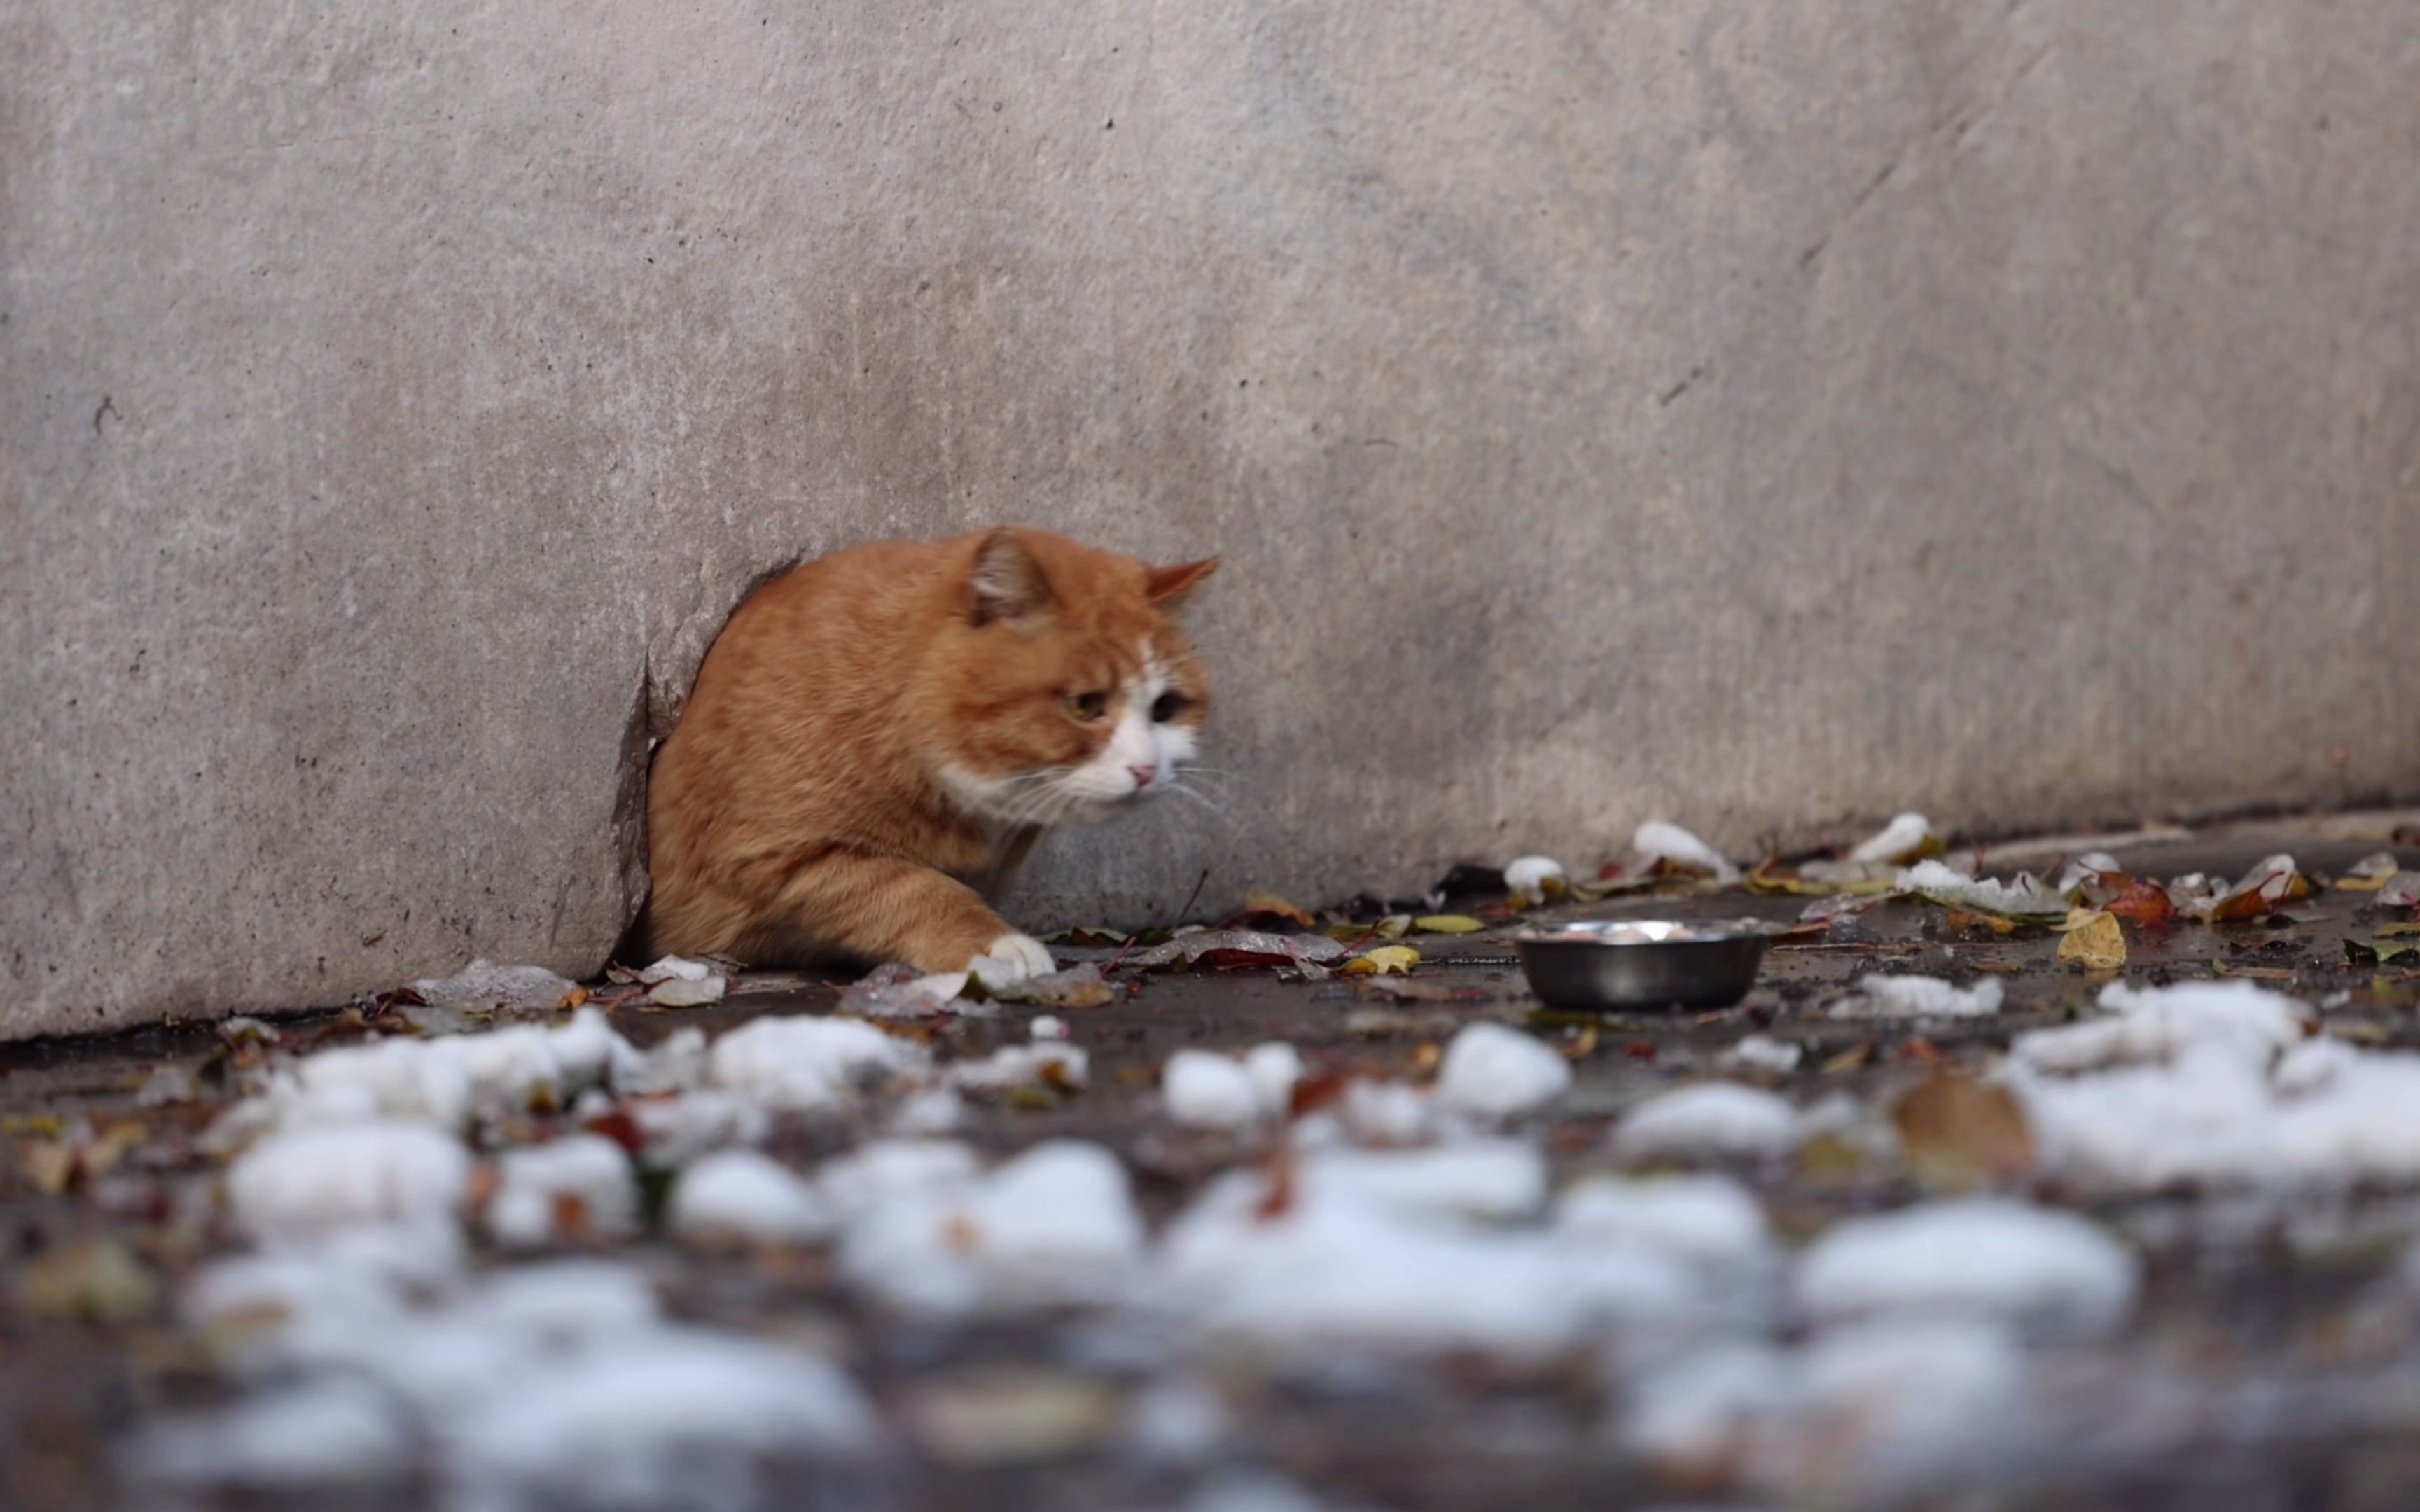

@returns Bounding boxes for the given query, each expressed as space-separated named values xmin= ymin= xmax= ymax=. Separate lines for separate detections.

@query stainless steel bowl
xmin=1512 ymin=919 xmax=1771 ymax=1011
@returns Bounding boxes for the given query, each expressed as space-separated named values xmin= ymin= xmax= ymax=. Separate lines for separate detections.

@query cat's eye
xmin=1064 ymin=690 xmax=1110 ymax=722
xmin=1150 ymin=692 xmax=1189 ymax=723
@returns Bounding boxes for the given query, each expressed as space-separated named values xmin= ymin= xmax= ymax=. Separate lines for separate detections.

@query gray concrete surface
xmin=6 ymin=0 xmax=2420 ymax=1037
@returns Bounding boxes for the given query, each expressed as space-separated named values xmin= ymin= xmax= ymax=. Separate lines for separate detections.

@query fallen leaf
xmin=2057 ymin=911 xmax=2127 ymax=970
xmin=1819 ymin=1042 xmax=1872 ymax=1074
xmin=2345 ymin=938 xmax=2420 ymax=967
xmin=1412 ymin=914 xmax=1485 ymax=934
xmin=1943 ymin=907 xmax=2017 ymax=937
xmin=1197 ymin=948 xmax=1301 ymax=971
xmin=1893 ymin=1074 xmax=2036 ymax=1191
xmin=2212 ymin=959 xmax=2296 ymax=981
xmin=2104 ymin=876 xmax=2178 ymax=927
xmin=18 ymin=1140 xmax=78 ymax=1196
xmin=1340 ymin=945 xmax=1421 ymax=976
xmin=1243 ymin=886 xmax=1316 ymax=927
xmin=18 ymin=1236 xmax=160 ymax=1324
xmin=2377 ymin=921 xmax=2420 ymax=938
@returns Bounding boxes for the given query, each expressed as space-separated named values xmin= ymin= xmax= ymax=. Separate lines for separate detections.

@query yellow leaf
xmin=1412 ymin=914 xmax=1484 ymax=934
xmin=1244 ymin=887 xmax=1315 ymax=926
xmin=1342 ymin=945 xmax=1421 ymax=976
xmin=2378 ymin=922 xmax=2420 ymax=938
xmin=2057 ymin=911 xmax=2126 ymax=970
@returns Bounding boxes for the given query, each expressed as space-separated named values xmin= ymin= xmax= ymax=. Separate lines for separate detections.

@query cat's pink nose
xmin=1127 ymin=764 xmax=1157 ymax=790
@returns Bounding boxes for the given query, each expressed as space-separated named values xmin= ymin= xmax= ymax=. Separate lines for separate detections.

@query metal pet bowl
xmin=1512 ymin=919 xmax=1772 ymax=1011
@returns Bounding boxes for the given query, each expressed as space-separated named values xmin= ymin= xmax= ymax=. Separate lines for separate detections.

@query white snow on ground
xmin=1896 ymin=860 xmax=2068 ymax=920
xmin=1336 ymin=1078 xmax=1435 ymax=1145
xmin=1721 ymin=1033 xmax=1804 ymax=1073
xmin=1848 ymin=812 xmax=1938 ymax=864
xmin=707 ymin=1014 xmax=926 ymax=1110
xmin=1991 ymin=978 xmax=2420 ymax=1191
xmin=669 ymin=1148 xmax=834 ymax=1247
xmin=1163 ymin=1044 xmax=1302 ymax=1129
xmin=1622 ymin=1318 xmax=2030 ymax=1498
xmin=1793 ymin=1198 xmax=2140 ymax=1338
xmin=1154 ymin=1143 xmax=1767 ymax=1360
xmin=410 ymin=959 xmax=578 ymax=1011
xmin=627 ymin=1088 xmax=770 ymax=1166
xmin=228 ymin=1121 xmax=471 ymax=1238
xmin=1434 ymin=1023 xmax=1571 ymax=1119
xmin=134 ymin=1378 xmax=412 ymax=1490
xmin=947 ymin=1037 xmax=1090 ymax=1093
xmin=1164 ymin=1051 xmax=1267 ymax=1130
xmin=487 ymin=1135 xmax=640 ymax=1248
xmin=1556 ymin=1173 xmax=1773 ymax=1273
xmin=2011 ymin=979 xmax=2309 ymax=1072
xmin=148 ymin=1242 xmax=879 ymax=1502
xmin=639 ymin=954 xmax=729 ymax=1007
xmin=1630 ymin=820 xmax=1739 ymax=882
xmin=1503 ymin=855 xmax=1566 ymax=906
xmin=1613 ymin=1082 xmax=1801 ymax=1161
xmin=225 ymin=1007 xmax=642 ymax=1135
xmin=1828 ymin=974 xmax=2005 ymax=1020
xmin=837 ymin=1140 xmax=1146 ymax=1317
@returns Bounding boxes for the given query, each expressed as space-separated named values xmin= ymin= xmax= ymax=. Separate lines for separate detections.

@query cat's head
xmin=923 ymin=526 xmax=1217 ymax=827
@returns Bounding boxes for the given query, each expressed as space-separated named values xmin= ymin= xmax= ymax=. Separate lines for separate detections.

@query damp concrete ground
xmin=5 ymin=812 xmax=2420 ymax=1511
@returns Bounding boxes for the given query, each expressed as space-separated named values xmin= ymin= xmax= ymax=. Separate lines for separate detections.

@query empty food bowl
xmin=1511 ymin=919 xmax=1772 ymax=1011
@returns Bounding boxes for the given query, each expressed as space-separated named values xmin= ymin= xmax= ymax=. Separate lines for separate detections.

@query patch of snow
xmin=1622 ymin=1318 xmax=2031 ymax=1496
xmin=1245 ymin=1042 xmax=1302 ymax=1115
xmin=1829 ymin=974 xmax=2004 ymax=1021
xmin=1029 ymin=1014 xmax=1070 ymax=1040
xmin=838 ymin=962 xmax=976 ymax=1018
xmin=707 ymin=1013 xmax=925 ymax=1111
xmin=1614 ymin=1082 xmax=1800 ymax=1161
xmin=410 ymin=958 xmax=576 ymax=1011
xmin=157 ymin=1243 xmax=880 ymax=1502
xmin=1503 ymin=855 xmax=1566 ymax=906
xmin=669 ymin=1148 xmax=833 ymax=1247
xmin=1722 ymin=1033 xmax=1804 ymax=1073
xmin=1631 ymin=820 xmax=1739 ymax=883
xmin=228 ymin=1122 xmax=471 ymax=1238
xmin=1163 ymin=1050 xmax=1266 ymax=1130
xmin=1793 ymin=1198 xmax=2139 ymax=1338
xmin=487 ymin=1135 xmax=639 ymax=1248
xmin=838 ymin=1140 xmax=1145 ymax=1317
xmin=447 ymin=1329 xmax=879 ymax=1505
xmin=1896 ymin=860 xmax=2068 ymax=920
xmin=1307 ymin=1140 xmax=1550 ymax=1223
xmin=816 ymin=1140 xmax=982 ymax=1225
xmin=1157 ymin=1149 xmax=1707 ymax=1359
xmin=242 ymin=1007 xmax=642 ymax=1134
xmin=1434 ymin=1023 xmax=1571 ymax=1119
xmin=626 ymin=1088 xmax=770 ymax=1166
xmin=1120 ymin=931 xmax=1348 ymax=969
xmin=1849 ymin=813 xmax=1938 ymax=864
xmin=1162 ymin=1044 xmax=1300 ymax=1129
xmin=2012 ymin=979 xmax=2308 ymax=1073
xmin=1337 ymin=1079 xmax=1434 ymax=1146
xmin=1556 ymin=1173 xmax=1772 ymax=1271
xmin=132 ymin=1377 xmax=411 ymax=1490
xmin=947 ymin=1038 xmax=1089 ymax=1093
xmin=888 ymin=1086 xmax=967 ymax=1135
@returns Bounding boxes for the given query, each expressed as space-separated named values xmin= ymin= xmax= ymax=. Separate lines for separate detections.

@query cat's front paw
xmin=976 ymin=932 xmax=1057 ymax=983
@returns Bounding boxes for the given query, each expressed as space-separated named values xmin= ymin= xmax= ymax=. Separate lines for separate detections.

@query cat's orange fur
xmin=641 ymin=526 xmax=1216 ymax=975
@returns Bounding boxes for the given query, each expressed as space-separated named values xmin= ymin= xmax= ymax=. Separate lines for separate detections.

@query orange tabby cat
xmin=641 ymin=526 xmax=1216 ymax=979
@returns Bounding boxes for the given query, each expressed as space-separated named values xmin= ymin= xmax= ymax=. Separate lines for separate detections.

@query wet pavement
xmin=6 ymin=811 xmax=2420 ymax=1511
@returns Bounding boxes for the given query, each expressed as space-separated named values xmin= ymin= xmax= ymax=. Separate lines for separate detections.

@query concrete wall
xmin=7 ymin=0 xmax=2418 ymax=1038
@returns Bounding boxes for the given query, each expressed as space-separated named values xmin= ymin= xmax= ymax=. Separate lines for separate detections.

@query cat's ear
xmin=968 ymin=529 xmax=1055 ymax=626
xmin=1146 ymin=556 xmax=1219 ymax=612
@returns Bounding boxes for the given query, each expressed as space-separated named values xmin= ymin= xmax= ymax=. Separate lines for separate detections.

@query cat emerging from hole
xmin=640 ymin=526 xmax=1217 ymax=981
